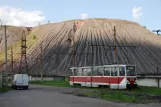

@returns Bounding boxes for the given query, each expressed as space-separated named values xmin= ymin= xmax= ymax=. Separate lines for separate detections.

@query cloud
xmin=0 ymin=5 xmax=46 ymax=27
xmin=132 ymin=7 xmax=143 ymax=20
xmin=80 ymin=13 xmax=88 ymax=19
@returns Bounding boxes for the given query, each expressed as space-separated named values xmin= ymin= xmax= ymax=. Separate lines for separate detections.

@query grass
xmin=30 ymin=80 xmax=71 ymax=87
xmin=129 ymin=86 xmax=161 ymax=95
xmin=30 ymin=80 xmax=161 ymax=95
xmin=0 ymin=87 xmax=12 ymax=93
xmin=76 ymin=90 xmax=137 ymax=103
xmin=31 ymin=80 xmax=161 ymax=103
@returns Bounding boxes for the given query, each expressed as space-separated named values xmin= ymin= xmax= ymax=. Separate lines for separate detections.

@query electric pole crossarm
xmin=152 ymin=29 xmax=161 ymax=36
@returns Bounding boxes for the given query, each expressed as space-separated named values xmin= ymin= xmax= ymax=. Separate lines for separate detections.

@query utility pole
xmin=91 ymin=45 xmax=93 ymax=87
xmin=20 ymin=30 xmax=28 ymax=74
xmin=156 ymin=65 xmax=159 ymax=88
xmin=0 ymin=19 xmax=2 ymax=88
xmin=40 ymin=42 xmax=44 ymax=83
xmin=72 ymin=23 xmax=77 ymax=68
xmin=11 ymin=47 xmax=14 ymax=79
xmin=113 ymin=26 xmax=117 ymax=64
xmin=4 ymin=25 xmax=8 ymax=87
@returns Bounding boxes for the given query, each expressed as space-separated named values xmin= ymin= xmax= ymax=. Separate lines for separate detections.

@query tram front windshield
xmin=126 ymin=66 xmax=136 ymax=76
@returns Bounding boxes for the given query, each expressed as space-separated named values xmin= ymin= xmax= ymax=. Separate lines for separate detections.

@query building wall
xmin=30 ymin=76 xmax=65 ymax=81
xmin=137 ymin=78 xmax=161 ymax=88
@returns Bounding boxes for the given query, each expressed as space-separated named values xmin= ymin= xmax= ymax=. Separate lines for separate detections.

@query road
xmin=0 ymin=85 xmax=160 ymax=107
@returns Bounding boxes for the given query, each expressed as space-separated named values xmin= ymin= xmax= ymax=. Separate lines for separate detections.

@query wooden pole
xmin=11 ymin=47 xmax=14 ymax=79
xmin=0 ymin=19 xmax=2 ymax=88
xmin=40 ymin=42 xmax=44 ymax=83
xmin=113 ymin=26 xmax=117 ymax=64
xmin=157 ymin=66 xmax=159 ymax=88
xmin=91 ymin=45 xmax=93 ymax=87
xmin=4 ymin=25 xmax=8 ymax=87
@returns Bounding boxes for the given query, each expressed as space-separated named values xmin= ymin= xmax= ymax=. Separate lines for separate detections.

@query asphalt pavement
xmin=0 ymin=85 xmax=160 ymax=107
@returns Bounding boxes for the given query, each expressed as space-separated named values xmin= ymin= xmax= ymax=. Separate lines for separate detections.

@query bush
xmin=33 ymin=35 xmax=36 ymax=40
xmin=143 ymin=26 xmax=146 ymax=29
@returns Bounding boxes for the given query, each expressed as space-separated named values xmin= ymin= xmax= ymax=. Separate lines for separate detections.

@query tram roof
xmin=70 ymin=64 xmax=136 ymax=69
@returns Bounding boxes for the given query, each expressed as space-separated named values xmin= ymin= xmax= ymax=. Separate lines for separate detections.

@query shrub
xmin=33 ymin=35 xmax=36 ymax=40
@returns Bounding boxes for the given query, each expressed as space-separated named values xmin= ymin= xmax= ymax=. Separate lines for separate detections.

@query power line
xmin=152 ymin=29 xmax=161 ymax=36
xmin=90 ymin=26 xmax=137 ymax=64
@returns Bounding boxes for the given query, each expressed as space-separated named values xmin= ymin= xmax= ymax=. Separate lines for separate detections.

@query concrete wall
xmin=137 ymin=78 xmax=161 ymax=88
xmin=30 ymin=76 xmax=65 ymax=81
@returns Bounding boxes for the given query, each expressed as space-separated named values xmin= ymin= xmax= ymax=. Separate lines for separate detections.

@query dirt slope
xmin=26 ymin=18 xmax=161 ymax=76
xmin=1 ymin=18 xmax=161 ymax=76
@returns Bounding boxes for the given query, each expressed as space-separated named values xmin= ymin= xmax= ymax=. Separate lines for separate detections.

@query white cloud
xmin=80 ymin=13 xmax=88 ymax=19
xmin=0 ymin=5 xmax=46 ymax=27
xmin=132 ymin=7 xmax=143 ymax=20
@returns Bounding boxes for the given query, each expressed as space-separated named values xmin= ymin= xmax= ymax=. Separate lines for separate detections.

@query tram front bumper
xmin=126 ymin=84 xmax=137 ymax=89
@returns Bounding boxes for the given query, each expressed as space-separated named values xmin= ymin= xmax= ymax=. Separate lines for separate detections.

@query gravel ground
xmin=0 ymin=85 xmax=160 ymax=107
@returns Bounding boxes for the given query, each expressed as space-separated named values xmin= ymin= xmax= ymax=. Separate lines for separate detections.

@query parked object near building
xmin=70 ymin=64 xmax=137 ymax=89
xmin=12 ymin=74 xmax=29 ymax=90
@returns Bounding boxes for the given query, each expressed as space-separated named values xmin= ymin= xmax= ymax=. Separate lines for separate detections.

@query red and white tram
xmin=69 ymin=64 xmax=137 ymax=89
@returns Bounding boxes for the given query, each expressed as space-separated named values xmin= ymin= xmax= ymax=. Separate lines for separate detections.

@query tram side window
xmin=119 ymin=67 xmax=125 ymax=76
xmin=93 ymin=68 xmax=98 ymax=76
xmin=98 ymin=67 xmax=104 ymax=76
xmin=104 ymin=67 xmax=110 ymax=76
xmin=73 ymin=69 xmax=77 ymax=76
xmin=82 ymin=68 xmax=87 ymax=76
xmin=77 ymin=68 xmax=82 ymax=76
xmin=111 ymin=67 xmax=118 ymax=76
xmin=86 ymin=68 xmax=91 ymax=76
xmin=70 ymin=70 xmax=73 ymax=76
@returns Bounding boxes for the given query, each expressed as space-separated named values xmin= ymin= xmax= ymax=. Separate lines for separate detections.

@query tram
xmin=69 ymin=64 xmax=137 ymax=89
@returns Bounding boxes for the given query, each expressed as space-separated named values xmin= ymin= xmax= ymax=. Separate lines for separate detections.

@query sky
xmin=0 ymin=0 xmax=161 ymax=31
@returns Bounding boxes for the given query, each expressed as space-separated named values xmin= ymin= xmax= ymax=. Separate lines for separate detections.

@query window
xmin=70 ymin=70 xmax=73 ymax=76
xmin=73 ymin=69 xmax=77 ymax=76
xmin=86 ymin=68 xmax=91 ymax=76
xmin=119 ymin=67 xmax=125 ymax=76
xmin=93 ymin=68 xmax=98 ymax=76
xmin=104 ymin=67 xmax=110 ymax=76
xmin=97 ymin=67 xmax=104 ymax=76
xmin=111 ymin=67 xmax=118 ymax=76
xmin=82 ymin=68 xmax=87 ymax=76
xmin=77 ymin=68 xmax=82 ymax=76
xmin=126 ymin=66 xmax=136 ymax=76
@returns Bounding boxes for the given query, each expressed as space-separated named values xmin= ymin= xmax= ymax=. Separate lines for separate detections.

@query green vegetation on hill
xmin=0 ymin=31 xmax=38 ymax=64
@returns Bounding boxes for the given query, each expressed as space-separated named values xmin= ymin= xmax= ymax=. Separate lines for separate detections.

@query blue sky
xmin=0 ymin=0 xmax=161 ymax=31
